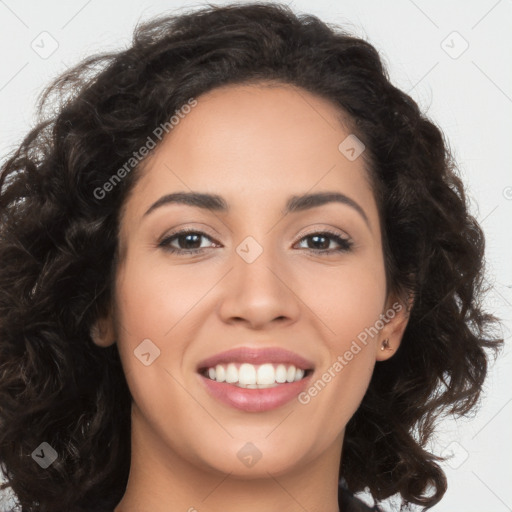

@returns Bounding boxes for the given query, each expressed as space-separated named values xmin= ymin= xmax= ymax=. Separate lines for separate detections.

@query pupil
xmin=310 ymin=235 xmax=328 ymax=250
xmin=181 ymin=234 xmax=201 ymax=249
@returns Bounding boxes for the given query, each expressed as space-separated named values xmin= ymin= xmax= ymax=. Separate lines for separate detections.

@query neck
xmin=114 ymin=405 xmax=342 ymax=512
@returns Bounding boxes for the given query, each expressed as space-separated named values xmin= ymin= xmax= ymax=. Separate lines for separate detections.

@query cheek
xmin=300 ymin=255 xmax=387 ymax=343
xmin=294 ymin=259 xmax=385 ymax=435
xmin=114 ymin=253 xmax=211 ymax=340
xmin=112 ymin=259 xmax=198 ymax=438
xmin=113 ymin=253 xmax=223 ymax=403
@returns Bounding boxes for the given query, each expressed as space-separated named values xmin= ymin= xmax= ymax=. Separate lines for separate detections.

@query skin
xmin=92 ymin=82 xmax=411 ymax=512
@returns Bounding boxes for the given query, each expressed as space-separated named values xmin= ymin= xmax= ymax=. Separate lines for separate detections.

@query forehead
xmin=165 ymin=82 xmax=355 ymax=170
xmin=122 ymin=82 xmax=377 ymax=227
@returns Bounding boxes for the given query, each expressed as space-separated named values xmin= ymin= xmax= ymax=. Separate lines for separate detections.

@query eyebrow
xmin=143 ymin=191 xmax=371 ymax=230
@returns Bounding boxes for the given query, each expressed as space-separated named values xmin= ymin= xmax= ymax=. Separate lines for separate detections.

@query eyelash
xmin=157 ymin=228 xmax=354 ymax=255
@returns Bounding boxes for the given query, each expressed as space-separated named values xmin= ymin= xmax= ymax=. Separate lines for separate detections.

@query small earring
xmin=380 ymin=338 xmax=391 ymax=351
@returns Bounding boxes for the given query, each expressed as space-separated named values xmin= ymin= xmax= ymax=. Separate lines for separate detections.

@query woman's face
xmin=95 ymin=83 xmax=408 ymax=479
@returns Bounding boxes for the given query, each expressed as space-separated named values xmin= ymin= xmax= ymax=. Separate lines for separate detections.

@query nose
xmin=217 ymin=239 xmax=301 ymax=330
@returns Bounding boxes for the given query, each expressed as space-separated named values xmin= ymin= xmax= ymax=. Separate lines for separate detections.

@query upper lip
xmin=197 ymin=346 xmax=315 ymax=371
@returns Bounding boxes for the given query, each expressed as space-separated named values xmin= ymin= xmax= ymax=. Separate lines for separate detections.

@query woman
xmin=0 ymin=3 xmax=503 ymax=511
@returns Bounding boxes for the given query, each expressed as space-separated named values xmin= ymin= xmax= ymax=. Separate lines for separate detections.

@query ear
xmin=375 ymin=289 xmax=413 ymax=362
xmin=90 ymin=308 xmax=116 ymax=348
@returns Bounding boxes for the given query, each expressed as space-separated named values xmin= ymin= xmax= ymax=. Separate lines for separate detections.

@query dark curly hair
xmin=0 ymin=2 xmax=503 ymax=511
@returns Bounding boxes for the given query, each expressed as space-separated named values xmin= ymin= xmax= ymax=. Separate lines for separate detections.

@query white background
xmin=0 ymin=1 xmax=510 ymax=511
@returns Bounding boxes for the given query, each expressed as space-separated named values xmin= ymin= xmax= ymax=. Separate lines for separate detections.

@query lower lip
xmin=198 ymin=373 xmax=313 ymax=412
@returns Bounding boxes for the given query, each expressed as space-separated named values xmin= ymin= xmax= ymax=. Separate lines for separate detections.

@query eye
xmin=158 ymin=229 xmax=218 ymax=254
xmin=157 ymin=228 xmax=353 ymax=255
xmin=294 ymin=230 xmax=353 ymax=254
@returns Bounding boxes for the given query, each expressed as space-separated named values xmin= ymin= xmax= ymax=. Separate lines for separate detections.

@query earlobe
xmin=90 ymin=314 xmax=116 ymax=347
xmin=375 ymin=291 xmax=413 ymax=361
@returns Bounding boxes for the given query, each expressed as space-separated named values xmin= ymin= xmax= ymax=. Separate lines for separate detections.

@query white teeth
xmin=256 ymin=363 xmax=275 ymax=385
xmin=225 ymin=363 xmax=238 ymax=383
xmin=202 ymin=362 xmax=309 ymax=388
xmin=275 ymin=364 xmax=287 ymax=383
xmin=238 ymin=363 xmax=256 ymax=385
xmin=215 ymin=364 xmax=225 ymax=382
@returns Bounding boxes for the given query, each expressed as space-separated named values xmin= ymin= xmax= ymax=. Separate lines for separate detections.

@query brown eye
xmin=158 ymin=230 xmax=217 ymax=254
xmin=295 ymin=231 xmax=353 ymax=254
xmin=158 ymin=229 xmax=353 ymax=256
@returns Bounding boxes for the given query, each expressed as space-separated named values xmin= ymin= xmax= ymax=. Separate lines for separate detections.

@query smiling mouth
xmin=198 ymin=362 xmax=314 ymax=389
